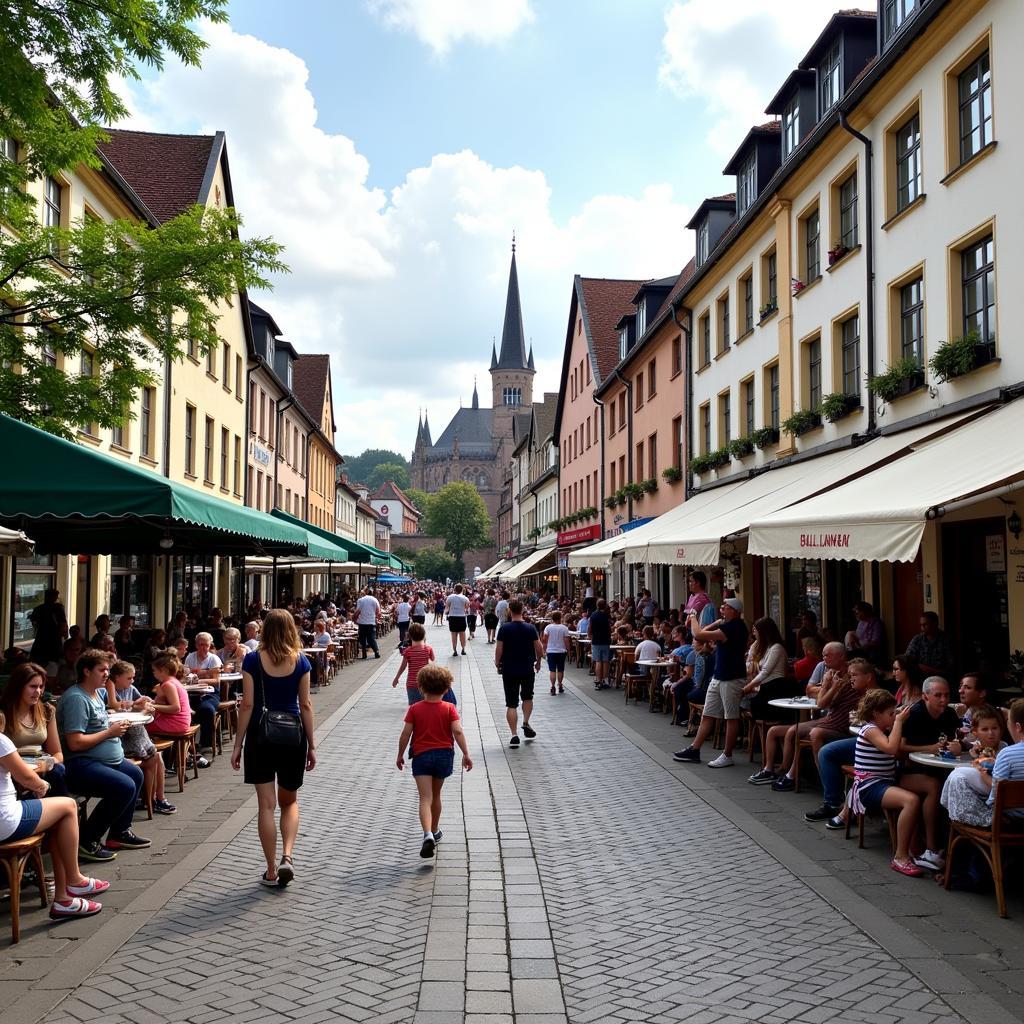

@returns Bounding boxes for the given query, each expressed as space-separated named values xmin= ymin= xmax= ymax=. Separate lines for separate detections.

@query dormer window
xmin=782 ymin=96 xmax=800 ymax=160
xmin=819 ymin=41 xmax=841 ymax=114
xmin=618 ymin=328 xmax=628 ymax=361
xmin=882 ymin=0 xmax=915 ymax=46
xmin=737 ymin=153 xmax=756 ymax=215
xmin=696 ymin=220 xmax=709 ymax=267
xmin=636 ymin=300 xmax=646 ymax=338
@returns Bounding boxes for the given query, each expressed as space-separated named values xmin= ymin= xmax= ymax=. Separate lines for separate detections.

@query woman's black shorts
xmin=448 ymin=616 xmax=467 ymax=634
xmin=243 ymin=730 xmax=307 ymax=791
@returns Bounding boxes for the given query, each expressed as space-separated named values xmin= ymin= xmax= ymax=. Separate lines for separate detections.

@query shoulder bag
xmin=254 ymin=654 xmax=305 ymax=747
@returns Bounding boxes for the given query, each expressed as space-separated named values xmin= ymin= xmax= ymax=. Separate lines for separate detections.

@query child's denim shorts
xmin=411 ymin=747 xmax=455 ymax=778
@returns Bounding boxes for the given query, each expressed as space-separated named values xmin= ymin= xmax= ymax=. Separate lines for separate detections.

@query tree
xmin=0 ymin=1 xmax=286 ymax=436
xmin=367 ymin=461 xmax=410 ymax=491
xmin=391 ymin=544 xmax=418 ymax=565
xmin=414 ymin=545 xmax=458 ymax=583
xmin=403 ymin=487 xmax=432 ymax=518
xmin=342 ymin=448 xmax=409 ymax=484
xmin=424 ymin=482 xmax=491 ymax=576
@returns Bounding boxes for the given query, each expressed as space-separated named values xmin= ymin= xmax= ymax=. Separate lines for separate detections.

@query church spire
xmin=527 ymin=344 xmax=535 ymax=371
xmin=422 ymin=409 xmax=432 ymax=447
xmin=472 ymin=377 xmax=479 ymax=409
xmin=490 ymin=337 xmax=498 ymax=370
xmin=491 ymin=237 xmax=532 ymax=372
xmin=415 ymin=409 xmax=423 ymax=445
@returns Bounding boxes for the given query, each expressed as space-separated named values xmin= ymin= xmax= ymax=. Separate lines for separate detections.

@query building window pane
xmin=895 ymin=114 xmax=922 ymax=211
xmin=737 ymin=153 xmax=756 ymax=215
xmin=769 ymin=366 xmax=780 ymax=429
xmin=805 ymin=209 xmax=820 ymax=282
xmin=808 ymin=337 xmax=822 ymax=409
xmin=701 ymin=405 xmax=711 ymax=454
xmin=696 ymin=220 xmax=709 ymax=266
xmin=720 ymin=297 xmax=730 ymax=351
xmin=141 ymin=388 xmax=152 ymax=457
xmin=962 ymin=235 xmax=995 ymax=342
xmin=767 ymin=252 xmax=777 ymax=308
xmin=185 ymin=405 xmax=195 ymax=474
xmin=782 ymin=96 xmax=800 ymax=159
xmin=958 ymin=52 xmax=992 ymax=164
xmin=204 ymin=416 xmax=214 ymax=482
xmin=743 ymin=275 xmax=753 ymax=332
xmin=744 ymin=380 xmax=755 ymax=437
xmin=839 ymin=172 xmax=858 ymax=249
xmin=700 ymin=314 xmax=710 ymax=367
xmin=900 ymin=278 xmax=924 ymax=364
xmin=842 ymin=317 xmax=861 ymax=396
xmin=721 ymin=392 xmax=731 ymax=446
xmin=883 ymin=0 xmax=915 ymax=44
xmin=820 ymin=41 xmax=841 ymax=114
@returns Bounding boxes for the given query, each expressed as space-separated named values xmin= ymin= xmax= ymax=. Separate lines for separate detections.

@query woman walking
xmin=231 ymin=609 xmax=316 ymax=888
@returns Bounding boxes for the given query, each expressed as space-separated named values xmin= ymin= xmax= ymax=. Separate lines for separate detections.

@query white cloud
xmin=659 ymin=0 xmax=854 ymax=155
xmin=118 ymin=23 xmax=692 ymax=458
xmin=366 ymin=0 xmax=534 ymax=54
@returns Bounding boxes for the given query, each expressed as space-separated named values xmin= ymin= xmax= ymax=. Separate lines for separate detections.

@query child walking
xmin=391 ymin=623 xmax=436 ymax=704
xmin=107 ymin=660 xmax=176 ymax=815
xmin=396 ymin=665 xmax=472 ymax=858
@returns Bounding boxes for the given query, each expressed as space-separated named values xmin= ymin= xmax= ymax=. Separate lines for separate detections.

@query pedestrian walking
xmin=467 ymin=592 xmax=481 ymax=640
xmin=541 ymin=611 xmax=569 ymax=695
xmin=391 ymin=623 xmax=436 ymax=702
xmin=396 ymin=664 xmax=472 ymax=859
xmin=410 ymin=592 xmax=428 ymax=626
xmin=483 ymin=589 xmax=499 ymax=643
xmin=355 ymin=587 xmax=381 ymax=659
xmin=445 ymin=584 xmax=471 ymax=656
xmin=396 ymin=594 xmax=411 ymax=649
xmin=432 ymin=593 xmax=445 ymax=626
xmin=231 ymin=609 xmax=316 ymax=889
xmin=494 ymin=600 xmax=543 ymax=748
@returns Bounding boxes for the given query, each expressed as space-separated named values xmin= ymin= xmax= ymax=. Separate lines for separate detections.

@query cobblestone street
xmin=2 ymin=625 xmax=1012 ymax=1024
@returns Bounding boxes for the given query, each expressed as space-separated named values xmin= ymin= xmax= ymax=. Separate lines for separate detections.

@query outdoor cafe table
xmin=302 ymin=647 xmax=329 ymax=690
xmin=639 ymin=659 xmax=672 ymax=710
xmin=219 ymin=672 xmax=243 ymax=699
xmin=769 ymin=696 xmax=819 ymax=723
xmin=909 ymin=751 xmax=970 ymax=770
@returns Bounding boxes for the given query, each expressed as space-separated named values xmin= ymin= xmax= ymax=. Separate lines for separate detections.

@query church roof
xmin=492 ymin=248 xmax=532 ymax=372
xmin=432 ymin=407 xmax=495 ymax=453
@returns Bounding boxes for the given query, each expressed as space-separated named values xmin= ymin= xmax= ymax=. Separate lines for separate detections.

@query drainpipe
xmin=274 ymin=395 xmax=296 ymax=512
xmin=591 ymin=393 xmax=606 ymax=540
xmin=613 ymin=368 xmax=634 ymax=522
xmin=839 ymin=110 xmax=876 ymax=436
xmin=670 ymin=303 xmax=693 ymax=498
xmin=161 ymin=350 xmax=172 ymax=479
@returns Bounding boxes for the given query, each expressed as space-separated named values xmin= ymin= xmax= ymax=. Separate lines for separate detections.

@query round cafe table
xmin=768 ymin=697 xmax=818 ymax=710
xmin=219 ymin=672 xmax=243 ymax=700
xmin=908 ymin=751 xmax=968 ymax=770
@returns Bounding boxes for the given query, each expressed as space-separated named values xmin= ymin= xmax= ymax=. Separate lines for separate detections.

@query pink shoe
xmin=891 ymin=858 xmax=926 ymax=877
xmin=50 ymin=897 xmax=102 ymax=920
xmin=67 ymin=877 xmax=110 ymax=896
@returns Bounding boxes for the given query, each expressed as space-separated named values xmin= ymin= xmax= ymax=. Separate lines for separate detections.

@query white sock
xmin=424 ymin=831 xmax=433 ymax=841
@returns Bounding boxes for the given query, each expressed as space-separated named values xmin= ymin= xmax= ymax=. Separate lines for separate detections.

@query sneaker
xmin=420 ymin=836 xmax=436 ymax=859
xmin=770 ymin=775 xmax=795 ymax=792
xmin=708 ymin=754 xmax=735 ymax=768
xmin=672 ymin=747 xmax=700 ymax=763
xmin=509 ymin=735 xmax=520 ymax=748
xmin=432 ymin=830 xmax=443 ymax=844
xmin=375 ymin=653 xmax=381 ymax=659
xmin=522 ymin=723 xmax=536 ymax=739
xmin=105 ymin=830 xmax=151 ymax=850
xmin=747 ymin=768 xmax=778 ymax=785
xmin=805 ymin=802 xmax=840 ymax=822
xmin=461 ymin=650 xmax=467 ymax=655
xmin=153 ymin=798 xmax=177 ymax=815
xmin=892 ymin=858 xmax=926 ymax=877
xmin=186 ymin=754 xmax=211 ymax=770
xmin=78 ymin=841 xmax=117 ymax=863
xmin=825 ymin=816 xmax=846 ymax=830
xmin=913 ymin=849 xmax=946 ymax=873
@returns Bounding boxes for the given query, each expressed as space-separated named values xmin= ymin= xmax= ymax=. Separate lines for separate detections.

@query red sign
xmin=380 ymin=504 xmax=389 ymax=516
xmin=557 ymin=524 xmax=601 ymax=547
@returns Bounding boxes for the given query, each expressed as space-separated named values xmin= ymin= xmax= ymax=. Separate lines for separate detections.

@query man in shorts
xmin=494 ymin=600 xmax=543 ymax=749
xmin=444 ymin=584 xmax=471 ymax=656
xmin=673 ymin=596 xmax=748 ymax=768
xmin=587 ymin=598 xmax=613 ymax=688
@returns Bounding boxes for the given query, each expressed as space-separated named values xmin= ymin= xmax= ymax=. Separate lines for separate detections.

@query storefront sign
xmin=557 ymin=524 xmax=601 ymax=546
xmin=986 ymin=534 xmax=1006 ymax=573
xmin=250 ymin=441 xmax=271 ymax=467
xmin=798 ymin=532 xmax=852 ymax=551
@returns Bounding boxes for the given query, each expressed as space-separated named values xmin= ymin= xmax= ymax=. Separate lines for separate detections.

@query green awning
xmin=0 ymin=413 xmax=320 ymax=556
xmin=271 ymin=509 xmax=389 ymax=566
xmin=279 ymin=523 xmax=350 ymax=563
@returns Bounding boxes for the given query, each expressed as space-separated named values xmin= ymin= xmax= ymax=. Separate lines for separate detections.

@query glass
xmin=13 ymin=571 xmax=55 ymax=643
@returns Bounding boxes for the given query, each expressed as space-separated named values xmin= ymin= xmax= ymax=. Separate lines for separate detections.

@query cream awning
xmin=504 ymin=545 xmax=556 ymax=581
xmin=625 ymin=413 xmax=976 ymax=567
xmin=477 ymin=558 xmax=515 ymax=580
xmin=748 ymin=402 xmax=1023 ymax=563
xmin=566 ymin=532 xmax=626 ymax=568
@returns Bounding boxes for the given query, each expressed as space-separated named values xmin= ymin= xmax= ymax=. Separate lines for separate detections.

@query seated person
xmin=953 ymin=672 xmax=990 ymax=735
xmin=242 ymin=621 xmax=261 ymax=652
xmin=742 ymin=616 xmax=790 ymax=716
xmin=891 ymin=654 xmax=922 ymax=706
xmin=56 ymin=650 xmax=148 ymax=860
xmin=183 ymin=632 xmax=221 ymax=760
xmin=671 ymin=638 xmax=714 ymax=727
xmin=89 ymin=614 xmax=112 ymax=649
xmin=940 ymin=704 xmax=1011 ymax=826
xmin=2 ymin=661 xmax=68 ymax=796
xmin=633 ymin=626 xmax=663 ymax=676
xmin=113 ymin=616 xmax=135 ymax=659
xmin=793 ymin=636 xmax=823 ymax=684
xmin=217 ymin=627 xmax=246 ymax=692
xmin=48 ymin=637 xmax=85 ymax=693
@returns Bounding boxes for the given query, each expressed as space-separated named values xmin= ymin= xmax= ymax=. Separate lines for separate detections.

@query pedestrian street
xmin=30 ymin=624 xmax=965 ymax=1024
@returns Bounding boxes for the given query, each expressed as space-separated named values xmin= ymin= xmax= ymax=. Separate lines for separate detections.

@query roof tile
xmin=578 ymin=278 xmax=648 ymax=382
xmin=292 ymin=354 xmax=331 ymax=423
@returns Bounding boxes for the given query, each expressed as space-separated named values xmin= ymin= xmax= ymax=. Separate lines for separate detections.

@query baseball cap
xmin=723 ymin=597 xmax=744 ymax=613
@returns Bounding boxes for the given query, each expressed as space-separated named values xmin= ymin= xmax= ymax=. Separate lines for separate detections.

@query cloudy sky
xmin=121 ymin=0 xmax=855 ymax=457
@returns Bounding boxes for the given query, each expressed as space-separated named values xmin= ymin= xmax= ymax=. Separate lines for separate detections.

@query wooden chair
xmin=840 ymin=765 xmax=897 ymax=851
xmin=791 ymin=735 xmax=816 ymax=793
xmin=0 ymin=834 xmax=47 ymax=944
xmin=623 ymin=668 xmax=649 ymax=705
xmin=944 ymin=779 xmax=1024 ymax=917
xmin=686 ymin=702 xmax=704 ymax=735
xmin=614 ymin=650 xmax=635 ymax=688
xmin=215 ymin=701 xmax=237 ymax=756
xmin=150 ymin=725 xmax=200 ymax=793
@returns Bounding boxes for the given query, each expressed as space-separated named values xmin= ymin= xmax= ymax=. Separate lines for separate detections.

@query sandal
xmin=890 ymin=858 xmax=926 ymax=878
xmin=277 ymin=856 xmax=294 ymax=887
xmin=558 ymin=684 xmax=565 ymax=693
xmin=67 ymin=877 xmax=110 ymax=897
xmin=550 ymin=686 xmax=556 ymax=695
xmin=49 ymin=897 xmax=102 ymax=920
xmin=259 ymin=871 xmax=279 ymax=888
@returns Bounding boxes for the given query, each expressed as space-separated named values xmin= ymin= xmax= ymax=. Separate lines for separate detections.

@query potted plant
xmin=604 ymin=495 xmax=618 ymax=509
xmin=791 ymin=277 xmax=806 ymax=297
xmin=641 ymin=477 xmax=657 ymax=494
xmin=661 ymin=465 xmax=683 ymax=483
xmin=728 ymin=436 xmax=755 ymax=459
xmin=688 ymin=453 xmax=711 ymax=475
xmin=819 ymin=391 xmax=860 ymax=423
xmin=781 ymin=409 xmax=822 ymax=436
xmin=827 ymin=243 xmax=850 ymax=266
xmin=626 ymin=482 xmax=646 ymax=500
xmin=929 ymin=329 xmax=996 ymax=383
xmin=751 ymin=426 xmax=779 ymax=449
xmin=758 ymin=301 xmax=777 ymax=322
xmin=706 ymin=447 xmax=731 ymax=470
xmin=868 ymin=357 xmax=925 ymax=402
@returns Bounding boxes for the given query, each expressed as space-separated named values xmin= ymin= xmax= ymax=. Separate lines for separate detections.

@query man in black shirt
xmin=495 ymin=600 xmax=544 ymax=749
xmin=900 ymin=675 xmax=962 ymax=873
xmin=587 ymin=598 xmax=613 ymax=689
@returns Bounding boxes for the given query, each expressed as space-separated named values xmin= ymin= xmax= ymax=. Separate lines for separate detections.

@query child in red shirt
xmin=396 ymin=665 xmax=472 ymax=858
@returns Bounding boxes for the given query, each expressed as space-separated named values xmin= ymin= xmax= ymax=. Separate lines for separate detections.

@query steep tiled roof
xmin=578 ymin=278 xmax=648 ymax=383
xmin=99 ymin=129 xmax=217 ymax=224
xmin=665 ymin=258 xmax=697 ymax=308
xmin=372 ymin=480 xmax=421 ymax=514
xmin=534 ymin=393 xmax=558 ymax=440
xmin=292 ymin=354 xmax=331 ymax=423
xmin=432 ymin=407 xmax=494 ymax=452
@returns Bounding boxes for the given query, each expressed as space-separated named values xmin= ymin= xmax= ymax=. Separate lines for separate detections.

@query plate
xmin=109 ymin=711 xmax=153 ymax=724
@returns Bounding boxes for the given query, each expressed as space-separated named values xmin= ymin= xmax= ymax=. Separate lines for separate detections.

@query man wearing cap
xmin=673 ymin=596 xmax=748 ymax=768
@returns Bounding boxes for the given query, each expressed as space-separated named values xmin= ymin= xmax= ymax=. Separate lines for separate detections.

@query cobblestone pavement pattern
xmin=36 ymin=626 xmax=965 ymax=1024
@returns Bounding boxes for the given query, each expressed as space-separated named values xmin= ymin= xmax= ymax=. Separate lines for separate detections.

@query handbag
xmin=254 ymin=654 xmax=304 ymax=747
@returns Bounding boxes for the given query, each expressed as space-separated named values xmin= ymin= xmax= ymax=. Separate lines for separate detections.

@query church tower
xmin=490 ymin=239 xmax=535 ymax=440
